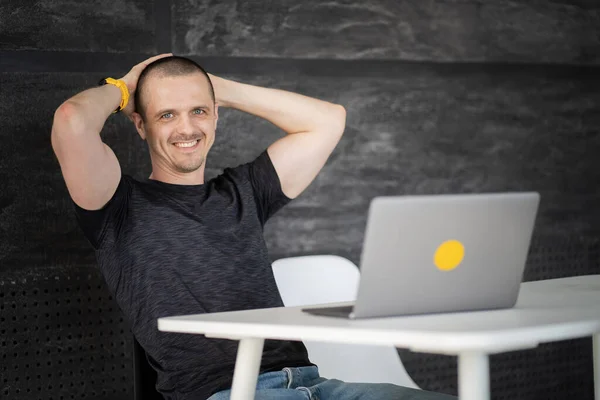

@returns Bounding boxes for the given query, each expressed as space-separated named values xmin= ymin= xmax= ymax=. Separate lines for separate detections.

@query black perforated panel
xmin=399 ymin=235 xmax=600 ymax=399
xmin=490 ymin=338 xmax=593 ymax=400
xmin=524 ymin=235 xmax=600 ymax=282
xmin=1 ymin=266 xmax=134 ymax=400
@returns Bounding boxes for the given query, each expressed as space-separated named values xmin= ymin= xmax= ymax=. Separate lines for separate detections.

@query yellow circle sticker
xmin=434 ymin=240 xmax=465 ymax=271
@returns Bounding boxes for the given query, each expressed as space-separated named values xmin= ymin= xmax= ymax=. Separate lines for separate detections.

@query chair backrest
xmin=272 ymin=255 xmax=360 ymax=306
xmin=272 ymin=255 xmax=419 ymax=389
xmin=133 ymin=338 xmax=164 ymax=400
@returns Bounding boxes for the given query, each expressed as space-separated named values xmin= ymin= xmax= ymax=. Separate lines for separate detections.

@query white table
xmin=158 ymin=275 xmax=600 ymax=400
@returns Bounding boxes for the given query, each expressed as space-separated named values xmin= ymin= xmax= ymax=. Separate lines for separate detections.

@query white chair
xmin=272 ymin=255 xmax=420 ymax=389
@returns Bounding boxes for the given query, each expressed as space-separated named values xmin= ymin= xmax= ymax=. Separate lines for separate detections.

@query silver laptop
xmin=304 ymin=192 xmax=540 ymax=319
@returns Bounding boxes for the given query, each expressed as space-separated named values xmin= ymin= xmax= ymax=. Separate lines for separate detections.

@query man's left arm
xmin=210 ymin=74 xmax=346 ymax=199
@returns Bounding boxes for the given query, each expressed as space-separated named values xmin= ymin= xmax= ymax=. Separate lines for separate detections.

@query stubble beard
xmin=174 ymin=153 xmax=206 ymax=173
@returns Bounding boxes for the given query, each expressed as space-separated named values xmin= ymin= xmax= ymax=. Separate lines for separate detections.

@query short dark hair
xmin=134 ymin=55 xmax=215 ymax=119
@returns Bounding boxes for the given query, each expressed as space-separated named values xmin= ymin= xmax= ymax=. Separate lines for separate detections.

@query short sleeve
xmin=248 ymin=150 xmax=292 ymax=225
xmin=72 ymin=176 xmax=130 ymax=250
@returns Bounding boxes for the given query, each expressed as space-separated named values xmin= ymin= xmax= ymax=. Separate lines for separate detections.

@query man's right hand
xmin=119 ymin=53 xmax=173 ymax=117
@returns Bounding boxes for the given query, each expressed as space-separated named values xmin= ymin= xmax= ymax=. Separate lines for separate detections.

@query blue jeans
xmin=207 ymin=366 xmax=456 ymax=400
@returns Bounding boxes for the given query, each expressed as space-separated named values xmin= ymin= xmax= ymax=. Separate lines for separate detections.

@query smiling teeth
xmin=174 ymin=140 xmax=198 ymax=148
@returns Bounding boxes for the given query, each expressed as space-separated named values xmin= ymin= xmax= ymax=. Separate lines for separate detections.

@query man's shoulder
xmin=212 ymin=159 xmax=254 ymax=186
xmin=217 ymin=151 xmax=272 ymax=182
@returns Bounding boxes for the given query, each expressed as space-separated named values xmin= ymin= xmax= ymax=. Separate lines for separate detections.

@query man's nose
xmin=176 ymin=114 xmax=195 ymax=136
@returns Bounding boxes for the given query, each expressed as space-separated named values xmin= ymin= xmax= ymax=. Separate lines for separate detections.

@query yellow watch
xmin=99 ymin=77 xmax=130 ymax=113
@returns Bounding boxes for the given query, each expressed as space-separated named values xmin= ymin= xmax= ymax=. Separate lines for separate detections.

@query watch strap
xmin=99 ymin=77 xmax=130 ymax=113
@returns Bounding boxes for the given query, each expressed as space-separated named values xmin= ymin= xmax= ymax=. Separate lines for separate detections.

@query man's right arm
xmin=51 ymin=53 xmax=172 ymax=210
xmin=51 ymin=84 xmax=123 ymax=210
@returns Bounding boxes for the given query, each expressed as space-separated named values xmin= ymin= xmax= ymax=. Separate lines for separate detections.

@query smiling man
xmin=51 ymin=54 xmax=456 ymax=400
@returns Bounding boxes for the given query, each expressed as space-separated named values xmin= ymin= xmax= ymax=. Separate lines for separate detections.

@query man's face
xmin=135 ymin=72 xmax=217 ymax=175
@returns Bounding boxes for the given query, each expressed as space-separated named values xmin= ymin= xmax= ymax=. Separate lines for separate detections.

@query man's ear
xmin=130 ymin=112 xmax=147 ymax=140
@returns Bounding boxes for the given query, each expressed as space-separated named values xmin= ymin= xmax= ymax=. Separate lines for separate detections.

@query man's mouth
xmin=171 ymin=136 xmax=204 ymax=151
xmin=173 ymin=139 xmax=200 ymax=148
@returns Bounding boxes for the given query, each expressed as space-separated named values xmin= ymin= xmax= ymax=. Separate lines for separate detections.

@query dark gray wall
xmin=1 ymin=1 xmax=599 ymax=399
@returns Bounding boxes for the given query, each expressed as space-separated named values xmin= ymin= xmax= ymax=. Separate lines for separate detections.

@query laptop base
xmin=302 ymin=305 xmax=355 ymax=319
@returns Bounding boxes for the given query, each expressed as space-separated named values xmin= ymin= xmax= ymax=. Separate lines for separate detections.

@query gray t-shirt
xmin=73 ymin=150 xmax=312 ymax=400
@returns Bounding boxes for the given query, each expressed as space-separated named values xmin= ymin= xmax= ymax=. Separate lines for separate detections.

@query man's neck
xmin=149 ymin=164 xmax=206 ymax=185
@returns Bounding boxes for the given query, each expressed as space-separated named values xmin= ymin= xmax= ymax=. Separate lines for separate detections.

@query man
xmin=51 ymin=54 xmax=456 ymax=400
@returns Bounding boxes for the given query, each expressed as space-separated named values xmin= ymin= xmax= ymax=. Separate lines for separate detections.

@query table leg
xmin=230 ymin=337 xmax=265 ymax=400
xmin=594 ymin=334 xmax=600 ymax=400
xmin=458 ymin=352 xmax=490 ymax=400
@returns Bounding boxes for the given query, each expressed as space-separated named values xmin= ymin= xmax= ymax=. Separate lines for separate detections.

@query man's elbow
xmin=52 ymin=101 xmax=85 ymax=140
xmin=329 ymin=104 xmax=346 ymax=137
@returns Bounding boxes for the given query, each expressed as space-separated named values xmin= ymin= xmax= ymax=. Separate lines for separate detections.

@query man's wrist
xmin=119 ymin=77 xmax=135 ymax=94
xmin=97 ymin=83 xmax=123 ymax=113
xmin=211 ymin=75 xmax=234 ymax=108
xmin=99 ymin=78 xmax=130 ymax=113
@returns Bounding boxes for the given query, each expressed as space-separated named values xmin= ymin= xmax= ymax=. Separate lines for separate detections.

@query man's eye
xmin=193 ymin=109 xmax=205 ymax=115
xmin=161 ymin=112 xmax=173 ymax=119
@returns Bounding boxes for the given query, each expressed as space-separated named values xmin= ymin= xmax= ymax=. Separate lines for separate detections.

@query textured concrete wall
xmin=173 ymin=0 xmax=600 ymax=64
xmin=1 ymin=0 xmax=600 ymax=399
xmin=0 ymin=0 xmax=156 ymax=52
